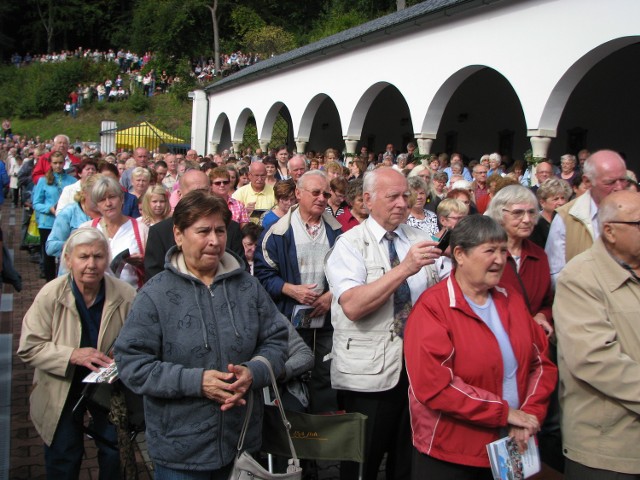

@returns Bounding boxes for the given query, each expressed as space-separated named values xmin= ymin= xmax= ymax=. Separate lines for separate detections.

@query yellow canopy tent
xmin=115 ymin=121 xmax=185 ymax=152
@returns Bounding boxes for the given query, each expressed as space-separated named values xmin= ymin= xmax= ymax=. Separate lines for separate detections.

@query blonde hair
xmin=141 ymin=184 xmax=171 ymax=223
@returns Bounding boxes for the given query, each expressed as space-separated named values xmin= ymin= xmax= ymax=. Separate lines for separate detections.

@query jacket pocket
xmin=333 ymin=333 xmax=385 ymax=375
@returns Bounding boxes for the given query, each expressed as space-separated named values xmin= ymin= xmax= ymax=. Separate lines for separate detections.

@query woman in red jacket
xmin=404 ymin=215 xmax=557 ymax=479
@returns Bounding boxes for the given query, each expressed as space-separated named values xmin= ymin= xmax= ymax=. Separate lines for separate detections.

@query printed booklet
xmin=82 ymin=361 xmax=119 ymax=384
xmin=486 ymin=435 xmax=540 ymax=480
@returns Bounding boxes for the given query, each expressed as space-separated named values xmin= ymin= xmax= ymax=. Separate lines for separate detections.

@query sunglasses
xmin=212 ymin=180 xmax=230 ymax=186
xmin=304 ymin=189 xmax=332 ymax=199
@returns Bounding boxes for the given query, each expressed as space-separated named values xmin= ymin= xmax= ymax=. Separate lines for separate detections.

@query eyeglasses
xmin=212 ymin=180 xmax=230 ymax=186
xmin=502 ymin=208 xmax=537 ymax=219
xmin=474 ymin=171 xmax=488 ymax=175
xmin=304 ymin=189 xmax=332 ymax=199
xmin=607 ymin=220 xmax=640 ymax=229
xmin=601 ymin=178 xmax=630 ymax=187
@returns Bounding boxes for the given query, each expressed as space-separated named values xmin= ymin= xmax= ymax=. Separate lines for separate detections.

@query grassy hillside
xmin=11 ymin=93 xmax=192 ymax=144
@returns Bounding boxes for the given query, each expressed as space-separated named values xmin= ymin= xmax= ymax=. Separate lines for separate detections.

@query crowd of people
xmin=3 ymin=130 xmax=640 ymax=480
xmin=7 ymin=48 xmax=263 ymax=118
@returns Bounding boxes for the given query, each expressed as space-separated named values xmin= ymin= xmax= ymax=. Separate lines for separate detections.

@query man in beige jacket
xmin=554 ymin=190 xmax=640 ymax=479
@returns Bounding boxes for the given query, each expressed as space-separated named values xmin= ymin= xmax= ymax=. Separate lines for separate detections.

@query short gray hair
xmin=91 ymin=174 xmax=124 ymax=204
xmin=297 ymin=169 xmax=327 ymax=189
xmin=363 ymin=167 xmax=406 ymax=200
xmin=485 ymin=184 xmax=538 ymax=225
xmin=288 ymin=154 xmax=307 ymax=170
xmin=407 ymin=176 xmax=428 ymax=192
xmin=536 ymin=177 xmax=572 ymax=202
xmin=62 ymin=227 xmax=110 ymax=268
xmin=450 ymin=216 xmax=506 ymax=266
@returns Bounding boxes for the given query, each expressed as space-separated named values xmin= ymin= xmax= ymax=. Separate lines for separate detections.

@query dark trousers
xmin=565 ymin=458 xmax=640 ymax=480
xmin=39 ymin=228 xmax=56 ymax=281
xmin=44 ymin=394 xmax=120 ymax=480
xmin=298 ymin=328 xmax=337 ymax=414
xmin=339 ymin=370 xmax=411 ymax=480
xmin=412 ymin=449 xmax=493 ymax=480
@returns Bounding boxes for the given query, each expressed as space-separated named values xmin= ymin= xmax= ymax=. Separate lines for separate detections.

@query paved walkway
xmin=0 ymin=203 xmax=150 ymax=480
xmin=0 ymin=200 xmax=563 ymax=480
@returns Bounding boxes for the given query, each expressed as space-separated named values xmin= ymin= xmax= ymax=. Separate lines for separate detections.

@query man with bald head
xmin=144 ymin=170 xmax=244 ymax=279
xmin=554 ymin=190 xmax=640 ymax=479
xmin=232 ymin=161 xmax=275 ymax=223
xmin=546 ymin=149 xmax=628 ymax=284
xmin=288 ymin=154 xmax=307 ymax=183
xmin=120 ymin=146 xmax=149 ymax=191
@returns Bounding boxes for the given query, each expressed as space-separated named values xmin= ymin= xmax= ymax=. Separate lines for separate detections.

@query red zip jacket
xmin=32 ymin=151 xmax=80 ymax=184
xmin=499 ymin=238 xmax=553 ymax=323
xmin=404 ymin=275 xmax=557 ymax=467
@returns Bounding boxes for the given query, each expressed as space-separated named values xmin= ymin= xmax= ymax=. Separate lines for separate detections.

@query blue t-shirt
xmin=465 ymin=294 xmax=520 ymax=408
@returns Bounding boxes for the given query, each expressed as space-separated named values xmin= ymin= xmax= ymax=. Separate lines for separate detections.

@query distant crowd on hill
xmin=8 ymin=48 xmax=263 ymax=85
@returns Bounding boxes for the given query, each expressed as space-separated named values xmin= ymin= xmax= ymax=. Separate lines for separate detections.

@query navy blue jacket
xmin=254 ymin=206 xmax=342 ymax=325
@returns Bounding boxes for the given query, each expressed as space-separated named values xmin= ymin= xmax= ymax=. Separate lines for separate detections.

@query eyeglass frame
xmin=502 ymin=207 xmax=538 ymax=220
xmin=606 ymin=220 xmax=640 ymax=228
xmin=302 ymin=188 xmax=332 ymax=199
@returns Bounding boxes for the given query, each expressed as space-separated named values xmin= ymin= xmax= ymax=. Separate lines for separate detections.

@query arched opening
xmin=432 ymin=68 xmax=527 ymax=164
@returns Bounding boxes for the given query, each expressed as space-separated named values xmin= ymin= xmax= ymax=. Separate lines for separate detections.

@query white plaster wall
xmin=202 ymin=0 xmax=640 ymax=151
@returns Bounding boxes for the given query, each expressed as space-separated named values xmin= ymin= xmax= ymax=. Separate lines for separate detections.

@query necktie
xmin=384 ymin=231 xmax=412 ymax=338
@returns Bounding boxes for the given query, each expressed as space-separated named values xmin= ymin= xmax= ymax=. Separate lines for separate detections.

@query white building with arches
xmin=190 ymin=0 xmax=640 ymax=171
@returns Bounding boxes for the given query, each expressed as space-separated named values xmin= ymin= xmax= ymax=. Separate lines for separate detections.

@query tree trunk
xmin=397 ymin=0 xmax=406 ymax=10
xmin=207 ymin=0 xmax=220 ymax=74
xmin=35 ymin=0 xmax=55 ymax=53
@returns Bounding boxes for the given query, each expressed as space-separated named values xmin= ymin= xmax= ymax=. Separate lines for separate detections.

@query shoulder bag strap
xmin=129 ymin=217 xmax=144 ymax=255
xmin=508 ymin=258 xmax=532 ymax=314
xmin=236 ymin=356 xmax=298 ymax=462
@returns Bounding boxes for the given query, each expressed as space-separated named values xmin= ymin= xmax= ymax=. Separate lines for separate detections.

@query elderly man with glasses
xmin=254 ymin=170 xmax=342 ymax=415
xmin=545 ymin=150 xmax=628 ymax=285
xmin=232 ymin=161 xmax=275 ymax=223
xmin=554 ymin=190 xmax=640 ymax=480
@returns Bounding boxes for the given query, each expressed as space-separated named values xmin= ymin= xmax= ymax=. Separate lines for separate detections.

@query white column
xmin=259 ymin=139 xmax=270 ymax=152
xmin=295 ymin=140 xmax=307 ymax=155
xmin=189 ymin=90 xmax=208 ymax=155
xmin=416 ymin=138 xmax=433 ymax=156
xmin=344 ymin=139 xmax=359 ymax=155
xmin=529 ymin=136 xmax=552 ymax=187
xmin=209 ymin=142 xmax=219 ymax=154
xmin=100 ymin=121 xmax=117 ymax=154
xmin=530 ymin=136 xmax=552 ymax=159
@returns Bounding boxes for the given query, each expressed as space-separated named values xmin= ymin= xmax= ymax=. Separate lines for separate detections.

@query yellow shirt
xmin=232 ymin=184 xmax=276 ymax=223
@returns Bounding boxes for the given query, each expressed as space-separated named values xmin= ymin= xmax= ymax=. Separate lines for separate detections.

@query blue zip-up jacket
xmin=45 ymin=202 xmax=91 ymax=257
xmin=0 ymin=161 xmax=9 ymax=205
xmin=32 ymin=173 xmax=77 ymax=229
xmin=114 ymin=246 xmax=288 ymax=471
xmin=254 ymin=205 xmax=342 ymax=323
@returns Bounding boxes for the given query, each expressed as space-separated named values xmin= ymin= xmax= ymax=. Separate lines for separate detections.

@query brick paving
xmin=1 ymin=203 xmax=151 ymax=480
xmin=1 ymin=200 xmax=563 ymax=480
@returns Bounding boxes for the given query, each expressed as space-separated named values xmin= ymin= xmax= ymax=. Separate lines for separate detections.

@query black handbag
xmin=228 ymin=356 xmax=302 ymax=480
xmin=72 ymin=378 xmax=145 ymax=447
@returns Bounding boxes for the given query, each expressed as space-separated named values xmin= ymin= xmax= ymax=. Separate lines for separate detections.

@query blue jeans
xmin=154 ymin=462 xmax=233 ymax=480
xmin=44 ymin=394 xmax=120 ymax=480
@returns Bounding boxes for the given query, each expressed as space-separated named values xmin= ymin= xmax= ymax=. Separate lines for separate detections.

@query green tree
xmin=306 ymin=8 xmax=370 ymax=43
xmin=243 ymin=25 xmax=296 ymax=58
xmin=230 ymin=6 xmax=265 ymax=45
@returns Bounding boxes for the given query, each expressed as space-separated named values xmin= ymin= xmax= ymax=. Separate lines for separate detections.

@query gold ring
xmin=422 ymin=253 xmax=429 ymax=259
